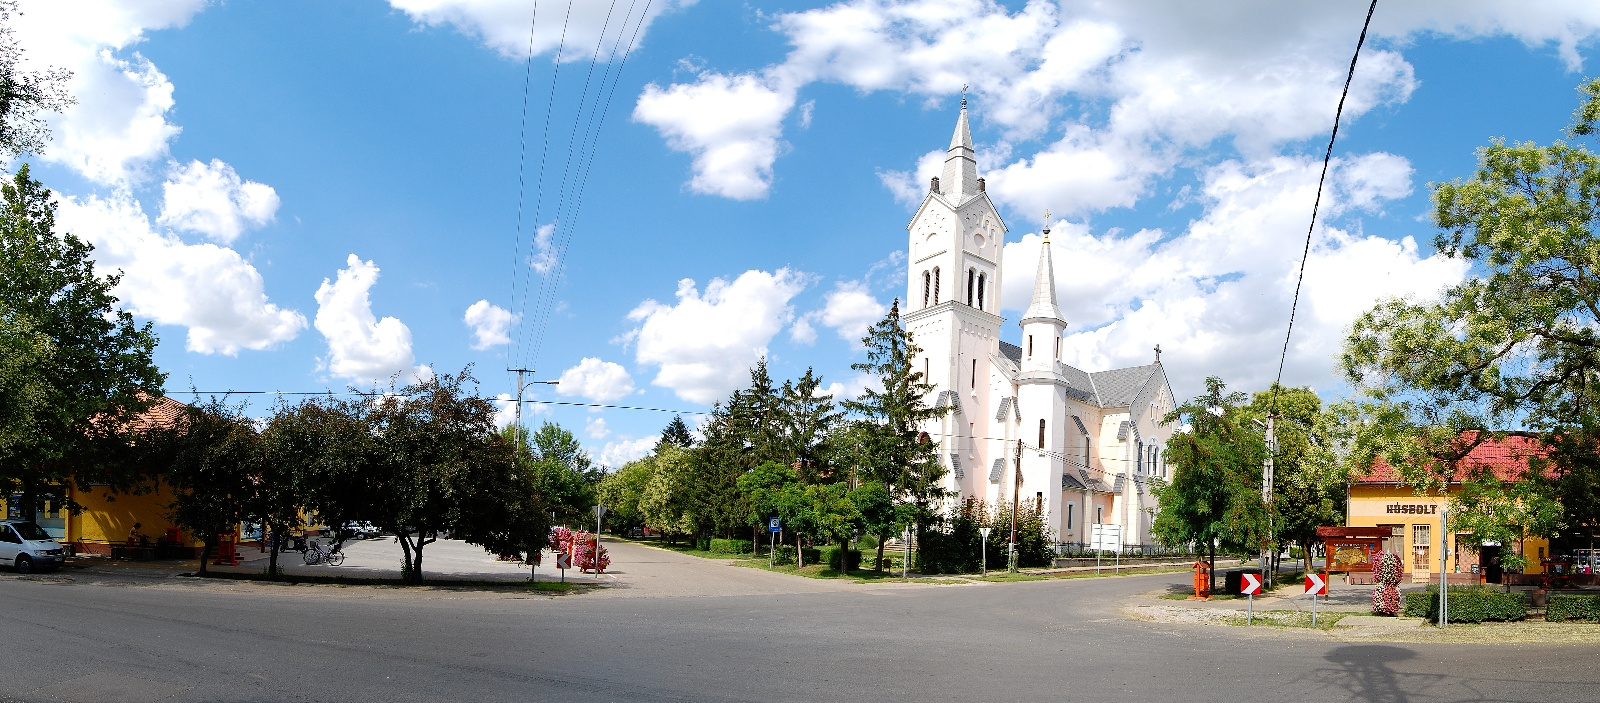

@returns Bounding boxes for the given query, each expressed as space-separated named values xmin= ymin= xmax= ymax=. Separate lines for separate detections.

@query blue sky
xmin=16 ymin=0 xmax=1600 ymax=466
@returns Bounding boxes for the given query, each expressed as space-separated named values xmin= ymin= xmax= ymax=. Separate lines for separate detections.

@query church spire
xmin=1021 ymin=215 xmax=1065 ymax=325
xmin=939 ymin=91 xmax=979 ymax=201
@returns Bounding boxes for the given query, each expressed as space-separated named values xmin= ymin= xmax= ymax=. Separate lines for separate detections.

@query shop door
xmin=1379 ymin=524 xmax=1405 ymax=569
xmin=1481 ymin=545 xmax=1503 ymax=584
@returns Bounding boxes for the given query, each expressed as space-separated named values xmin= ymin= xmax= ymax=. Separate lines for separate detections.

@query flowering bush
xmin=1371 ymin=550 xmax=1403 ymax=616
xmin=549 ymin=527 xmax=610 ymax=572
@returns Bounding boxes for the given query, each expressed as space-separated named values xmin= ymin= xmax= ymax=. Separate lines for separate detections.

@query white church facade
xmin=903 ymin=102 xmax=1177 ymax=549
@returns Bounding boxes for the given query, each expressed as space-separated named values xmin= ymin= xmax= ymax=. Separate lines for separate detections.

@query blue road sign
xmin=768 ymin=517 xmax=781 ymax=532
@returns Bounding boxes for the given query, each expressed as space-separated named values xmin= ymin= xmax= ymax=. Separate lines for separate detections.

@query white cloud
xmin=823 ymin=371 xmax=878 ymax=402
xmin=54 ymin=192 xmax=306 ymax=355
xmin=597 ymin=435 xmax=657 ymax=468
xmin=529 ymin=222 xmax=557 ymax=274
xmin=585 ymin=416 xmax=611 ymax=440
xmin=386 ymin=0 xmax=693 ymax=59
xmin=999 ymin=154 xmax=1467 ymax=399
xmin=627 ymin=268 xmax=809 ymax=403
xmin=794 ymin=280 xmax=885 ymax=346
xmin=314 ymin=254 xmax=427 ymax=384
xmin=557 ymin=357 xmax=636 ymax=402
xmin=157 ymin=159 xmax=279 ymax=243
xmin=633 ymin=72 xmax=797 ymax=200
xmin=14 ymin=0 xmax=207 ymax=184
xmin=635 ymin=0 xmax=1600 ymax=214
xmin=463 ymin=299 xmax=516 ymax=350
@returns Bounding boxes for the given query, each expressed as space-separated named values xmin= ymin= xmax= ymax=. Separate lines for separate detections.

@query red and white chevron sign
xmin=1305 ymin=572 xmax=1328 ymax=596
xmin=556 ymin=552 xmax=572 ymax=570
xmin=1240 ymin=573 xmax=1262 ymax=595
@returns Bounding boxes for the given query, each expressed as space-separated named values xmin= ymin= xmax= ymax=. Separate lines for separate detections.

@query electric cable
xmin=1268 ymin=0 xmax=1378 ymax=417
xmin=506 ymin=0 xmax=541 ymax=366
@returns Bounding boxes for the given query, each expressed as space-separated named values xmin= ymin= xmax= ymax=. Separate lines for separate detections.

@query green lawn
xmin=1226 ymin=610 xmax=1352 ymax=629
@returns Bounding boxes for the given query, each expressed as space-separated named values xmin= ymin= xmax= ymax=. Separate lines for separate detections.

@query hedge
xmin=695 ymin=538 xmax=712 ymax=551
xmin=1402 ymin=586 xmax=1527 ymax=623
xmin=772 ymin=545 xmax=795 ymax=565
xmin=1546 ymin=594 xmax=1600 ymax=622
xmin=708 ymin=539 xmax=752 ymax=555
xmin=821 ymin=546 xmax=862 ymax=571
xmin=800 ymin=547 xmax=822 ymax=566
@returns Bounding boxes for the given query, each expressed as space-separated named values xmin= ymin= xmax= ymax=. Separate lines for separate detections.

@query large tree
xmin=1243 ymin=385 xmax=1352 ymax=572
xmin=0 ymin=166 xmax=164 ymax=521
xmin=152 ymin=397 xmax=261 ymax=575
xmin=517 ymin=421 xmax=597 ymax=525
xmin=0 ymin=0 xmax=74 ymax=158
xmin=777 ymin=367 xmax=843 ymax=484
xmin=1341 ymin=79 xmax=1600 ymax=546
xmin=843 ymin=300 xmax=948 ymax=570
xmin=1152 ymin=377 xmax=1269 ymax=591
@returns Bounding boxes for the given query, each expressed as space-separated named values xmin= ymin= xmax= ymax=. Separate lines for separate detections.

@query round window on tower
xmin=973 ymin=233 xmax=985 ymax=249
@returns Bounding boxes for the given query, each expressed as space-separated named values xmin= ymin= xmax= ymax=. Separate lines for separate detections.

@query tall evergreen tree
xmin=778 ymin=367 xmax=842 ymax=484
xmin=656 ymin=415 xmax=694 ymax=452
xmin=843 ymin=300 xmax=948 ymax=569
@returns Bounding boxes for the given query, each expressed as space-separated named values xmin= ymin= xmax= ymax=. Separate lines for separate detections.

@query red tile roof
xmin=1354 ymin=434 xmax=1545 ymax=484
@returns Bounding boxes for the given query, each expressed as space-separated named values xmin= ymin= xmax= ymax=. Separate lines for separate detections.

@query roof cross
xmin=1154 ymin=344 xmax=1162 ymax=362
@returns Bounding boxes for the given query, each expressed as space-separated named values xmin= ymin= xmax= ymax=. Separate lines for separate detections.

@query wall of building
xmin=1347 ymin=483 xmax=1548 ymax=576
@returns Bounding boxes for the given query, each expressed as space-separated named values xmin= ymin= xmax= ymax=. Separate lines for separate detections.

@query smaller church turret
xmin=1018 ymin=219 xmax=1066 ymax=374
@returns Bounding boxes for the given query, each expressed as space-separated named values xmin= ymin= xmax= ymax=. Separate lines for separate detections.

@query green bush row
xmin=1546 ymin=594 xmax=1600 ymax=622
xmin=821 ymin=546 xmax=861 ymax=571
xmin=708 ymin=539 xmax=752 ymax=554
xmin=1401 ymin=586 xmax=1527 ymax=623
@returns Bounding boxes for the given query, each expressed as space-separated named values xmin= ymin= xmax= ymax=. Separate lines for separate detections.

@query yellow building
xmin=3 ymin=397 xmax=207 ymax=557
xmin=1346 ymin=436 xmax=1548 ymax=583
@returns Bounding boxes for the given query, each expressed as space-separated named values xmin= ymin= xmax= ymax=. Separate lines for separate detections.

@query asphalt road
xmin=2 ymin=541 xmax=1596 ymax=703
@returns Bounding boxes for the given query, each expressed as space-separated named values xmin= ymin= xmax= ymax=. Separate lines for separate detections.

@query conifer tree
xmin=843 ymin=300 xmax=948 ymax=569
xmin=778 ymin=367 xmax=842 ymax=484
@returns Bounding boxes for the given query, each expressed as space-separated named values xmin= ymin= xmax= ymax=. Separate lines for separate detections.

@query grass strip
xmin=189 ymin=570 xmax=581 ymax=593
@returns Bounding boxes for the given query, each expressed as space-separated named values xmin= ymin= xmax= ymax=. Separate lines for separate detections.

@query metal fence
xmin=1052 ymin=542 xmax=1200 ymax=559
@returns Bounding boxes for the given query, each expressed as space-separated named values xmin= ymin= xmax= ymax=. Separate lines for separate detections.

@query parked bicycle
xmin=302 ymin=540 xmax=345 ymax=567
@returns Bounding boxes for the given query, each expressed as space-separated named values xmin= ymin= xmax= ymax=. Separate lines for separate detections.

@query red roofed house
xmin=1348 ymin=435 xmax=1550 ymax=583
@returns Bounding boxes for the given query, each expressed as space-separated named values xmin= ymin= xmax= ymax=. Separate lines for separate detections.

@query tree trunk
xmin=412 ymin=539 xmax=425 ymax=584
xmin=876 ymin=534 xmax=887 ymax=571
xmin=397 ymin=532 xmax=415 ymax=583
xmin=20 ymin=478 xmax=36 ymax=524
xmin=796 ymin=532 xmax=803 ymax=568
xmin=1207 ymin=541 xmax=1216 ymax=594
xmin=197 ymin=537 xmax=213 ymax=576
xmin=267 ymin=527 xmax=280 ymax=579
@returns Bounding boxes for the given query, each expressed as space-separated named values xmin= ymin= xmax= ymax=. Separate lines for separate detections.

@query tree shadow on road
xmin=1319 ymin=645 xmax=1433 ymax=703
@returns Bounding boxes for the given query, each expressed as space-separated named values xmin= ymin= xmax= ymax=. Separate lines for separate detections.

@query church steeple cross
xmin=1042 ymin=209 xmax=1052 ymax=243
xmin=1154 ymin=344 xmax=1162 ymax=362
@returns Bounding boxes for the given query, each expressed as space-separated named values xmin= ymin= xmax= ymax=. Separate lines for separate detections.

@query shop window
xmin=1412 ymin=524 xmax=1431 ymax=571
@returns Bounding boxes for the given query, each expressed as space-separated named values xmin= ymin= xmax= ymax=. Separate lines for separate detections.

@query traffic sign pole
xmin=768 ymin=517 xmax=781 ymax=569
xmin=1240 ymin=572 xmax=1262 ymax=625
xmin=979 ymin=527 xmax=991 ymax=577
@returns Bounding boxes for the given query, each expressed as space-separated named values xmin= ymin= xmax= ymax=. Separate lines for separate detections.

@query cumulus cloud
xmin=314 ymin=254 xmax=428 ymax=384
xmin=627 ymin=269 xmax=808 ymax=403
xmin=157 ymin=159 xmax=279 ymax=243
xmin=634 ymin=72 xmax=797 ymax=199
xmin=597 ymin=435 xmax=657 ymax=468
xmin=54 ymin=192 xmax=306 ymax=355
xmin=15 ymin=0 xmax=206 ymax=184
xmin=387 ymin=0 xmax=692 ymax=60
xmin=557 ymin=357 xmax=636 ymax=402
xmin=635 ymin=0 xmax=1600 ymax=215
xmin=463 ymin=299 xmax=516 ymax=350
xmin=793 ymin=281 xmax=886 ymax=346
xmin=585 ymin=416 xmax=611 ymax=440
xmin=1000 ymin=154 xmax=1466 ymax=399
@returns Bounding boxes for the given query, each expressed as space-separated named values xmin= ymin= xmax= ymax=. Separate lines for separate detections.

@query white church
xmin=903 ymin=101 xmax=1177 ymax=549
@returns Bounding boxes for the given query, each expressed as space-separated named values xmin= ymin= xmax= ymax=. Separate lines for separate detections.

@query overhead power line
xmin=1269 ymin=0 xmax=1378 ymax=415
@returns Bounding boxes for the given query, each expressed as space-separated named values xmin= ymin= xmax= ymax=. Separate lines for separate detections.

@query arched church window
xmin=933 ymin=267 xmax=940 ymax=303
xmin=970 ymin=359 xmax=977 ymax=388
xmin=976 ymin=273 xmax=986 ymax=310
xmin=1027 ymin=335 xmax=1033 ymax=357
xmin=966 ymin=268 xmax=975 ymax=306
xmin=922 ymin=271 xmax=931 ymax=308
xmin=1038 ymin=419 xmax=1046 ymax=449
xmin=1055 ymin=336 xmax=1061 ymax=359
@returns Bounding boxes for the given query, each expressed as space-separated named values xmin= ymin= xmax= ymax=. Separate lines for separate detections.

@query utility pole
xmin=1263 ymin=414 xmax=1276 ymax=588
xmin=1010 ymin=438 xmax=1022 ymax=572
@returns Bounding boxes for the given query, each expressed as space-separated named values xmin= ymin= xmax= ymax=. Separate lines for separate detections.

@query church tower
xmin=903 ymin=99 xmax=1007 ymax=499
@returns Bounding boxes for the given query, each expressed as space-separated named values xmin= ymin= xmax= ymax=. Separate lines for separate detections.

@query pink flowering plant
xmin=1371 ymin=550 xmax=1403 ymax=616
xmin=549 ymin=527 xmax=610 ymax=572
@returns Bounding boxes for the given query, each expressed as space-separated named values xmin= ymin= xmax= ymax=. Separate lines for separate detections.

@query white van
xmin=0 ymin=521 xmax=66 ymax=573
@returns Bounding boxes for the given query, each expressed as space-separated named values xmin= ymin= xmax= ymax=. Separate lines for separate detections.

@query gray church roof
xmin=1089 ymin=364 xmax=1161 ymax=408
xmin=998 ymin=340 xmax=1162 ymax=410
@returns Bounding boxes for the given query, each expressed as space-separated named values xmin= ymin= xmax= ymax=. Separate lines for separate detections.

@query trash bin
xmin=1193 ymin=561 xmax=1212 ymax=599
